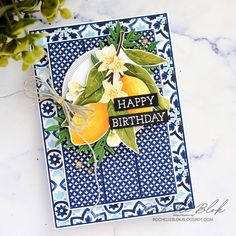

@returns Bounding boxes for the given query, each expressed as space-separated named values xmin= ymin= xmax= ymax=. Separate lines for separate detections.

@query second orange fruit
xmin=120 ymin=75 xmax=152 ymax=114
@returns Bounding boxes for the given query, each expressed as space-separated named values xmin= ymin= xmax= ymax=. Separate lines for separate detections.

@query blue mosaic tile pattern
xmin=33 ymin=13 xmax=194 ymax=229
xmin=47 ymin=30 xmax=177 ymax=209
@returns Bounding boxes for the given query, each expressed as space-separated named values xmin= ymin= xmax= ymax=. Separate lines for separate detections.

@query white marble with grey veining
xmin=0 ymin=0 xmax=235 ymax=235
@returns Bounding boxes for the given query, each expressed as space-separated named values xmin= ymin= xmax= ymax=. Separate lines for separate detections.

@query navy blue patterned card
xmin=33 ymin=13 xmax=194 ymax=229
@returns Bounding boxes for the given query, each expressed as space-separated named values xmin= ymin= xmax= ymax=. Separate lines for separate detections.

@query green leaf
xmin=90 ymin=131 xmax=112 ymax=164
xmin=41 ymin=0 xmax=60 ymax=18
xmin=59 ymin=8 xmax=72 ymax=19
xmin=59 ymin=0 xmax=66 ymax=5
xmin=107 ymin=35 xmax=115 ymax=46
xmin=0 ymin=39 xmax=17 ymax=56
xmin=81 ymin=62 xmax=104 ymax=98
xmin=58 ymin=129 xmax=68 ymax=137
xmin=11 ymin=19 xmax=37 ymax=35
xmin=108 ymin=27 xmax=117 ymax=41
xmin=28 ymin=32 xmax=48 ymax=44
xmin=66 ymin=142 xmax=74 ymax=148
xmin=99 ymin=41 xmax=105 ymax=49
xmin=0 ymin=56 xmax=8 ymax=67
xmin=63 ymin=129 xmax=73 ymax=147
xmin=77 ymin=144 xmax=90 ymax=154
xmin=126 ymin=29 xmax=135 ymax=40
xmin=87 ymin=156 xmax=95 ymax=165
xmin=0 ymin=4 xmax=13 ymax=17
xmin=129 ymin=33 xmax=142 ymax=41
xmin=22 ymin=51 xmax=35 ymax=64
xmin=75 ymin=86 xmax=104 ymax=106
xmin=116 ymin=21 xmax=121 ymax=35
xmin=105 ymin=144 xmax=115 ymax=154
xmin=53 ymin=116 xmax=64 ymax=123
xmin=77 ymin=130 xmax=114 ymax=165
xmin=22 ymin=62 xmax=30 ymax=71
xmin=45 ymin=125 xmax=61 ymax=132
xmin=123 ymin=41 xmax=137 ymax=48
xmin=61 ymin=119 xmax=69 ymax=127
xmin=108 ymin=101 xmax=138 ymax=153
xmin=47 ymin=14 xmax=57 ymax=22
xmin=74 ymin=62 xmax=106 ymax=106
xmin=55 ymin=137 xmax=65 ymax=147
xmin=32 ymin=45 xmax=45 ymax=60
xmin=14 ymin=38 xmax=28 ymax=54
xmin=22 ymin=45 xmax=44 ymax=64
xmin=123 ymin=30 xmax=142 ymax=49
xmin=94 ymin=145 xmax=105 ymax=164
xmin=143 ymin=66 xmax=154 ymax=75
xmin=12 ymin=54 xmax=22 ymax=61
xmin=124 ymin=63 xmax=170 ymax=110
xmin=146 ymin=41 xmax=159 ymax=51
xmin=90 ymin=53 xmax=99 ymax=65
xmin=16 ymin=0 xmax=40 ymax=12
xmin=123 ymin=48 xmax=166 ymax=66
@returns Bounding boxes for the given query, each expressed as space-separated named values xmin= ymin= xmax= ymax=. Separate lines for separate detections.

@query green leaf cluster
xmin=102 ymin=21 xmax=159 ymax=51
xmin=0 ymin=0 xmax=72 ymax=70
xmin=41 ymin=0 xmax=72 ymax=22
xmin=104 ymin=22 xmax=142 ymax=49
xmin=123 ymin=29 xmax=142 ymax=48
xmin=74 ymin=62 xmax=107 ymax=106
xmin=77 ymin=130 xmax=114 ymax=165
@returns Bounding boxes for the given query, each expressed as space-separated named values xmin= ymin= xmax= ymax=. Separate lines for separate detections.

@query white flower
xmin=107 ymin=56 xmax=127 ymax=80
xmin=95 ymin=45 xmax=128 ymax=81
xmin=66 ymin=81 xmax=84 ymax=102
xmin=95 ymin=44 xmax=117 ymax=71
xmin=100 ymin=80 xmax=127 ymax=103
xmin=107 ymin=130 xmax=121 ymax=147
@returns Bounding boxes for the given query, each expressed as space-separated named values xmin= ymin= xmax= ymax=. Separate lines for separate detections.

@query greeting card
xmin=32 ymin=13 xmax=194 ymax=229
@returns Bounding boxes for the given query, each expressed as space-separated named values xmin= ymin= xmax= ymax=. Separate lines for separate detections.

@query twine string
xmin=23 ymin=76 xmax=101 ymax=209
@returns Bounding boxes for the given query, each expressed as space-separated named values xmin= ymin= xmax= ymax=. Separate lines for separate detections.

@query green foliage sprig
xmin=101 ymin=21 xmax=159 ymax=52
xmin=77 ymin=130 xmax=114 ymax=165
xmin=0 ymin=0 xmax=72 ymax=70
xmin=45 ymin=108 xmax=73 ymax=148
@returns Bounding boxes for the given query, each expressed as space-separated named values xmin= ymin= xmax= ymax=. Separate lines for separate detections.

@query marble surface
xmin=0 ymin=0 xmax=235 ymax=235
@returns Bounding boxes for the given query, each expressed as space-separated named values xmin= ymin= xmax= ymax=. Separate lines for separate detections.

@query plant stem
xmin=107 ymin=73 xmax=114 ymax=84
xmin=116 ymin=31 xmax=125 ymax=56
xmin=12 ymin=0 xmax=22 ymax=19
xmin=105 ymin=32 xmax=125 ymax=84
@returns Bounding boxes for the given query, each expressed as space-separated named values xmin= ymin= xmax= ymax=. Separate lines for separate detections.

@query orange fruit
xmin=69 ymin=103 xmax=109 ymax=145
xmin=120 ymin=75 xmax=152 ymax=114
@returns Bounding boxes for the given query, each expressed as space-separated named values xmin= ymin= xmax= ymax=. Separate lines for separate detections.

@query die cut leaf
xmin=124 ymin=63 xmax=170 ymax=110
xmin=108 ymin=101 xmax=138 ymax=153
xmin=123 ymin=48 xmax=166 ymax=66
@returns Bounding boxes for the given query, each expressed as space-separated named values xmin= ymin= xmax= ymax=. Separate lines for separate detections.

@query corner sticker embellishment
xmin=32 ymin=13 xmax=194 ymax=228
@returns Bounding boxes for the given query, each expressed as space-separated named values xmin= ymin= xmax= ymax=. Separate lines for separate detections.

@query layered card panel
xmin=34 ymin=13 xmax=194 ymax=229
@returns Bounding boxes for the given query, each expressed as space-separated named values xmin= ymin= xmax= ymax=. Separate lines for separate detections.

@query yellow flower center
xmin=113 ymin=60 xmax=122 ymax=70
xmin=109 ymin=88 xmax=119 ymax=99
xmin=105 ymin=57 xmax=114 ymax=64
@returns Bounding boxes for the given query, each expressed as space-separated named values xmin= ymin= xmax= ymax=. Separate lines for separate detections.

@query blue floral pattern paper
xmin=33 ymin=13 xmax=194 ymax=228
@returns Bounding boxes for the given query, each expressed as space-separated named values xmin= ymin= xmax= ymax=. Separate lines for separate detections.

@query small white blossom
xmin=107 ymin=130 xmax=121 ymax=147
xmin=66 ymin=81 xmax=84 ymax=102
xmin=100 ymin=80 xmax=127 ymax=103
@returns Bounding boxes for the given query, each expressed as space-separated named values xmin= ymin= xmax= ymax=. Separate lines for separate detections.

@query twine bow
xmin=24 ymin=76 xmax=101 ymax=209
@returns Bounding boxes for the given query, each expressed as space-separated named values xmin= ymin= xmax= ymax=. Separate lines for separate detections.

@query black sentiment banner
xmin=109 ymin=110 xmax=169 ymax=129
xmin=114 ymin=93 xmax=158 ymax=111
